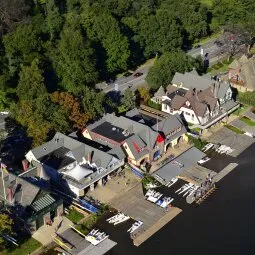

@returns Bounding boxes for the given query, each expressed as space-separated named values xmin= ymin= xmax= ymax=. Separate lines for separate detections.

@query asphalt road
xmin=100 ymin=37 xmax=228 ymax=94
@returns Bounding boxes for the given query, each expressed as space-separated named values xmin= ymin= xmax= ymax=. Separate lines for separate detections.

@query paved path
xmin=32 ymin=216 xmax=73 ymax=246
xmin=133 ymin=207 xmax=182 ymax=247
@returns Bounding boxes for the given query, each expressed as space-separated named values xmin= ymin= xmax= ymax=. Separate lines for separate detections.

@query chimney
xmin=7 ymin=187 xmax=13 ymax=204
xmin=22 ymin=159 xmax=29 ymax=172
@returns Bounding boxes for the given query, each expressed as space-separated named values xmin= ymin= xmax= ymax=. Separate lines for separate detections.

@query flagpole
xmin=0 ymin=158 xmax=6 ymax=200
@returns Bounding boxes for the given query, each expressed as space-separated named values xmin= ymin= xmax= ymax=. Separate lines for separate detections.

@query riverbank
xmin=106 ymin=143 xmax=255 ymax=255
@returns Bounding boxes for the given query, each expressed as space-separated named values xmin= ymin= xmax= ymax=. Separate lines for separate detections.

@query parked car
xmin=133 ymin=72 xmax=143 ymax=78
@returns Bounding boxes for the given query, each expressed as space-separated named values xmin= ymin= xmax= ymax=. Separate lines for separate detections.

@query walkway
xmin=32 ymin=216 xmax=73 ymax=246
xmin=214 ymin=163 xmax=238 ymax=182
xmin=133 ymin=207 xmax=182 ymax=246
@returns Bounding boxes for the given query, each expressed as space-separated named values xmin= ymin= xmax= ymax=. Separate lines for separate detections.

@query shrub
xmin=187 ymin=135 xmax=207 ymax=150
xmin=147 ymin=99 xmax=161 ymax=110
xmin=237 ymin=92 xmax=255 ymax=106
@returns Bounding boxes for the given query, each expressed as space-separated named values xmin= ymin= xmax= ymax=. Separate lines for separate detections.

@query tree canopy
xmin=0 ymin=0 xmax=254 ymax=146
xmin=146 ymin=51 xmax=200 ymax=89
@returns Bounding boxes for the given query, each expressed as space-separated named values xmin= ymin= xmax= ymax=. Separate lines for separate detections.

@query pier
xmin=133 ymin=207 xmax=182 ymax=246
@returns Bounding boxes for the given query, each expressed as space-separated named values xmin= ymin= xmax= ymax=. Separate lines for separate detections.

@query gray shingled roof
xmin=30 ymin=132 xmax=118 ymax=170
xmin=152 ymin=114 xmax=184 ymax=135
xmin=103 ymin=114 xmax=159 ymax=149
xmin=154 ymin=86 xmax=165 ymax=97
xmin=172 ymin=71 xmax=214 ymax=91
xmin=125 ymin=135 xmax=149 ymax=160
xmin=0 ymin=172 xmax=40 ymax=207
xmin=153 ymin=147 xmax=205 ymax=183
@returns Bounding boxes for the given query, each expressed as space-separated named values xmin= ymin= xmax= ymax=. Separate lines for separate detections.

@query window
xmin=164 ymin=104 xmax=167 ymax=110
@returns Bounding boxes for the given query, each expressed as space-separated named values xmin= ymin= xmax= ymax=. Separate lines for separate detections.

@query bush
xmin=147 ymin=99 xmax=161 ymax=110
xmin=237 ymin=92 xmax=255 ymax=106
xmin=187 ymin=135 xmax=207 ymax=150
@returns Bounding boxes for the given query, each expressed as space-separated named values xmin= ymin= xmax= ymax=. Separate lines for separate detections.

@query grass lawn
xmin=225 ymin=124 xmax=244 ymax=134
xmin=232 ymin=105 xmax=250 ymax=116
xmin=1 ymin=238 xmax=41 ymax=255
xmin=193 ymin=31 xmax=221 ymax=46
xmin=66 ymin=208 xmax=84 ymax=224
xmin=190 ymin=127 xmax=201 ymax=133
xmin=240 ymin=116 xmax=255 ymax=126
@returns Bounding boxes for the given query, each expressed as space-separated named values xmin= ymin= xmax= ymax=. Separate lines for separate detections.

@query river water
xmin=105 ymin=143 xmax=255 ymax=255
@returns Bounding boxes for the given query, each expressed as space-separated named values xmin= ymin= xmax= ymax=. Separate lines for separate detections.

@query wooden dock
xmin=133 ymin=207 xmax=182 ymax=246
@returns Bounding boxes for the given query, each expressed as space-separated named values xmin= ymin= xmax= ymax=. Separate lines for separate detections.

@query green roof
xmin=31 ymin=194 xmax=56 ymax=212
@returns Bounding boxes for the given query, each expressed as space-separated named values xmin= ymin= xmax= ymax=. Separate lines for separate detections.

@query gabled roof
xmin=188 ymin=97 xmax=208 ymax=117
xmin=154 ymin=86 xmax=165 ymax=97
xmin=29 ymin=132 xmax=118 ymax=170
xmin=99 ymin=114 xmax=159 ymax=149
xmin=124 ymin=135 xmax=149 ymax=160
xmin=0 ymin=172 xmax=40 ymax=207
xmin=229 ymin=55 xmax=255 ymax=91
xmin=171 ymin=95 xmax=187 ymax=110
xmin=172 ymin=71 xmax=214 ymax=91
xmin=152 ymin=114 xmax=184 ymax=135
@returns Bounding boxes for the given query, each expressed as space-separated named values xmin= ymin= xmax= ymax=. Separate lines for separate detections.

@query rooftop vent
xmin=112 ymin=127 xmax=116 ymax=131
xmin=43 ymin=147 xmax=47 ymax=151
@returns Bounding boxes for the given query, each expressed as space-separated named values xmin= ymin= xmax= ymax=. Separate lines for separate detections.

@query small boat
xmin=113 ymin=215 xmax=130 ymax=225
xmin=127 ymin=220 xmax=143 ymax=233
xmin=166 ymin=178 xmax=178 ymax=187
xmin=202 ymin=143 xmax=214 ymax=152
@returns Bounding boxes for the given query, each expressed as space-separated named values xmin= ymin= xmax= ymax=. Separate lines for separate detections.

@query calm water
xmin=106 ymin=143 xmax=255 ymax=255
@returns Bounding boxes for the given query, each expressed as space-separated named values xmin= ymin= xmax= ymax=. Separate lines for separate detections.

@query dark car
xmin=133 ymin=72 xmax=143 ymax=78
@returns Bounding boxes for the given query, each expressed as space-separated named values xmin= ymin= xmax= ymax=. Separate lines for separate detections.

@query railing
xmin=63 ymin=161 xmax=124 ymax=190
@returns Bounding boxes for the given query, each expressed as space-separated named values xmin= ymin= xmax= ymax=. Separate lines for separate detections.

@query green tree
xmin=50 ymin=13 xmax=98 ymax=92
xmin=45 ymin=0 xmax=63 ymax=40
xmin=137 ymin=11 xmax=183 ymax=57
xmin=82 ymin=9 xmax=130 ymax=73
xmin=146 ymin=51 xmax=198 ymax=89
xmin=17 ymin=59 xmax=47 ymax=100
xmin=80 ymin=87 xmax=105 ymax=120
xmin=121 ymin=88 xmax=135 ymax=110
xmin=0 ymin=214 xmax=13 ymax=249
xmin=3 ymin=23 xmax=42 ymax=68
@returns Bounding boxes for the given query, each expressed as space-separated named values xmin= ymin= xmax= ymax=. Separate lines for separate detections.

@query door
xmin=36 ymin=216 xmax=44 ymax=229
